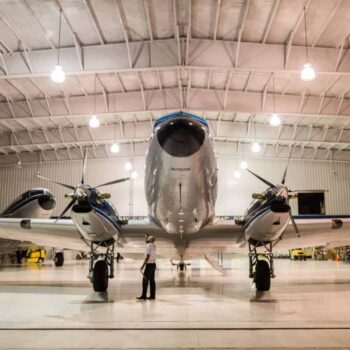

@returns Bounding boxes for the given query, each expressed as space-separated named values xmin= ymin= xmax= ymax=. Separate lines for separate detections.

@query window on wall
xmin=297 ymin=192 xmax=325 ymax=215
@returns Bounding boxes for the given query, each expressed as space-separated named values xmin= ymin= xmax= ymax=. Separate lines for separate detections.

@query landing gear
xmin=248 ymin=241 xmax=275 ymax=291
xmin=54 ymin=252 xmax=64 ymax=267
xmin=88 ymin=242 xmax=115 ymax=292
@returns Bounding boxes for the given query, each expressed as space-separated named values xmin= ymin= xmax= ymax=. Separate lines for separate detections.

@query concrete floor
xmin=1 ymin=257 xmax=350 ymax=349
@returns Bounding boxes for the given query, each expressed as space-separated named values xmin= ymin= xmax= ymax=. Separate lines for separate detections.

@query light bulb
xmin=269 ymin=113 xmax=281 ymax=127
xmin=50 ymin=64 xmax=66 ymax=83
xmin=240 ymin=161 xmax=248 ymax=170
xmin=131 ymin=171 xmax=138 ymax=179
xmin=301 ymin=63 xmax=316 ymax=81
xmin=252 ymin=142 xmax=261 ymax=153
xmin=89 ymin=115 xmax=100 ymax=128
xmin=234 ymin=170 xmax=241 ymax=178
xmin=125 ymin=161 xmax=132 ymax=171
xmin=110 ymin=143 xmax=119 ymax=153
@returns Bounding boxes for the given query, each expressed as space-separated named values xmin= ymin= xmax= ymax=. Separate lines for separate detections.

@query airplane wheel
xmin=255 ymin=260 xmax=271 ymax=291
xmin=54 ymin=252 xmax=64 ymax=267
xmin=93 ymin=260 xmax=108 ymax=292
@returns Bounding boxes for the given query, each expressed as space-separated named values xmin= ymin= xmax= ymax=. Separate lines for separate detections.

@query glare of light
xmin=252 ymin=142 xmax=261 ymax=153
xmin=89 ymin=115 xmax=100 ymax=128
xmin=125 ymin=161 xmax=132 ymax=171
xmin=269 ymin=113 xmax=281 ymax=127
xmin=240 ymin=161 xmax=248 ymax=170
xmin=234 ymin=170 xmax=241 ymax=178
xmin=301 ymin=63 xmax=316 ymax=81
xmin=110 ymin=143 xmax=119 ymax=153
xmin=50 ymin=64 xmax=66 ymax=83
xmin=131 ymin=171 xmax=138 ymax=179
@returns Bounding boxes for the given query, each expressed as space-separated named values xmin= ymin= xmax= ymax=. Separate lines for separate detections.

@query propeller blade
xmin=281 ymin=153 xmax=292 ymax=185
xmin=56 ymin=197 xmax=76 ymax=220
xmin=36 ymin=174 xmax=75 ymax=190
xmin=281 ymin=165 xmax=288 ymax=185
xmin=95 ymin=177 xmax=130 ymax=188
xmin=246 ymin=169 xmax=276 ymax=188
xmin=289 ymin=210 xmax=300 ymax=236
xmin=81 ymin=148 xmax=88 ymax=184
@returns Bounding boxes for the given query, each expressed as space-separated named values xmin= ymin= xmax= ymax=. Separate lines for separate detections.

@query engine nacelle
xmin=1 ymin=188 xmax=56 ymax=219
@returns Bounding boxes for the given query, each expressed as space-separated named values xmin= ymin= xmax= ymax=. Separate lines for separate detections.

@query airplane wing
xmin=0 ymin=217 xmax=176 ymax=257
xmin=274 ymin=216 xmax=350 ymax=251
xmin=0 ymin=218 xmax=87 ymax=251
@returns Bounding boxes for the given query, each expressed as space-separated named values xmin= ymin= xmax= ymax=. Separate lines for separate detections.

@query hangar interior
xmin=1 ymin=0 xmax=350 ymax=349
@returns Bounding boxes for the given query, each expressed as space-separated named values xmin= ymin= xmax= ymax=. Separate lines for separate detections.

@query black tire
xmin=93 ymin=260 xmax=109 ymax=292
xmin=255 ymin=260 xmax=271 ymax=291
xmin=54 ymin=252 xmax=64 ymax=267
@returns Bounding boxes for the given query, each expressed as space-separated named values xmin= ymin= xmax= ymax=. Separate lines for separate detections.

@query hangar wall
xmin=0 ymin=156 xmax=349 ymax=217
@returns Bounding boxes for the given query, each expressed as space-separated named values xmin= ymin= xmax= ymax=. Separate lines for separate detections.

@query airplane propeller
xmin=245 ymin=163 xmax=300 ymax=235
xmin=36 ymin=149 xmax=130 ymax=220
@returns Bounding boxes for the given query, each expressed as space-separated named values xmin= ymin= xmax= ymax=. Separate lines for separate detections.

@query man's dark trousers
xmin=142 ymin=263 xmax=156 ymax=298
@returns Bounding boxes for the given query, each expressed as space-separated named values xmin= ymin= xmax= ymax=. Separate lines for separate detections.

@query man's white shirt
xmin=145 ymin=242 xmax=156 ymax=263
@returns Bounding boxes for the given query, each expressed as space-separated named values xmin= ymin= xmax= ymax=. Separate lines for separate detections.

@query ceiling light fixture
xmin=270 ymin=73 xmax=281 ymax=126
xmin=240 ymin=160 xmax=248 ymax=170
xmin=252 ymin=142 xmax=261 ymax=153
xmin=51 ymin=9 xmax=65 ymax=83
xmin=252 ymin=122 xmax=261 ymax=153
xmin=89 ymin=115 xmax=100 ymax=128
xmin=270 ymin=113 xmax=281 ymax=126
xmin=234 ymin=170 xmax=241 ymax=178
xmin=89 ymin=74 xmax=100 ymax=128
xmin=125 ymin=161 xmax=132 ymax=171
xmin=110 ymin=142 xmax=119 ymax=153
xmin=131 ymin=171 xmax=138 ymax=179
xmin=301 ymin=6 xmax=316 ymax=81
xmin=110 ymin=124 xmax=119 ymax=153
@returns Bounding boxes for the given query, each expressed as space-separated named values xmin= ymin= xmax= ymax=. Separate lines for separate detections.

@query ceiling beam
xmin=1 ymin=38 xmax=350 ymax=79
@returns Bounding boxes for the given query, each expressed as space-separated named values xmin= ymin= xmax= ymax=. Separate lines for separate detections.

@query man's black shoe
xmin=147 ymin=297 xmax=155 ymax=300
xmin=136 ymin=296 xmax=146 ymax=300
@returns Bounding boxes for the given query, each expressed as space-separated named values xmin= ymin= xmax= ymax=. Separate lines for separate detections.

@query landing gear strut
xmin=248 ymin=242 xmax=275 ymax=291
xmin=88 ymin=242 xmax=115 ymax=292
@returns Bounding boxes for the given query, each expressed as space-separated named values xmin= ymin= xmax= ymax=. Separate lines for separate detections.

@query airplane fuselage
xmin=145 ymin=113 xmax=218 ymax=235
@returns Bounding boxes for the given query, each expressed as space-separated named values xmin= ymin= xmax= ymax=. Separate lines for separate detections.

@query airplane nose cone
xmin=157 ymin=118 xmax=206 ymax=157
xmin=38 ymin=195 xmax=56 ymax=211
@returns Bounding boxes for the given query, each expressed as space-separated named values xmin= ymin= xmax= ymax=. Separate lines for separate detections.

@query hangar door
xmin=297 ymin=192 xmax=325 ymax=215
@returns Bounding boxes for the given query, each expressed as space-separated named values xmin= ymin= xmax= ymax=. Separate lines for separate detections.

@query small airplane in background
xmin=0 ymin=111 xmax=349 ymax=293
xmin=0 ymin=188 xmax=63 ymax=264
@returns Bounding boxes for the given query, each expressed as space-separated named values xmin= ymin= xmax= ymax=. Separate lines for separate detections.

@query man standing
xmin=137 ymin=235 xmax=156 ymax=300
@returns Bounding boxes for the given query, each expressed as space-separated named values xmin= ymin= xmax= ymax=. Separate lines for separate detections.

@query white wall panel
xmin=0 ymin=156 xmax=350 ymax=217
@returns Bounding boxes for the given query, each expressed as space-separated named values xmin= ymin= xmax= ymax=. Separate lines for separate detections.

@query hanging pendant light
xmin=89 ymin=74 xmax=100 ymax=128
xmin=269 ymin=72 xmax=281 ymax=126
xmin=110 ymin=124 xmax=119 ymax=153
xmin=251 ymin=121 xmax=261 ymax=153
xmin=89 ymin=115 xmax=100 ymax=128
xmin=251 ymin=142 xmax=261 ymax=153
xmin=240 ymin=160 xmax=248 ymax=169
xmin=301 ymin=6 xmax=316 ymax=81
xmin=51 ymin=9 xmax=65 ymax=83
xmin=125 ymin=161 xmax=132 ymax=171
xmin=110 ymin=143 xmax=119 ymax=153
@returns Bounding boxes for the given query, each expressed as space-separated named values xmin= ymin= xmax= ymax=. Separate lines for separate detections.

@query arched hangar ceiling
xmin=0 ymin=0 xmax=350 ymax=164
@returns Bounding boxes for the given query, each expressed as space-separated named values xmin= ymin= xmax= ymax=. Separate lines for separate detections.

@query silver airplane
xmin=0 ymin=111 xmax=350 ymax=292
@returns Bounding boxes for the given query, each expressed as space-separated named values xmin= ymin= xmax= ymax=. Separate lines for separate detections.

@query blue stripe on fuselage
xmin=154 ymin=111 xmax=208 ymax=127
